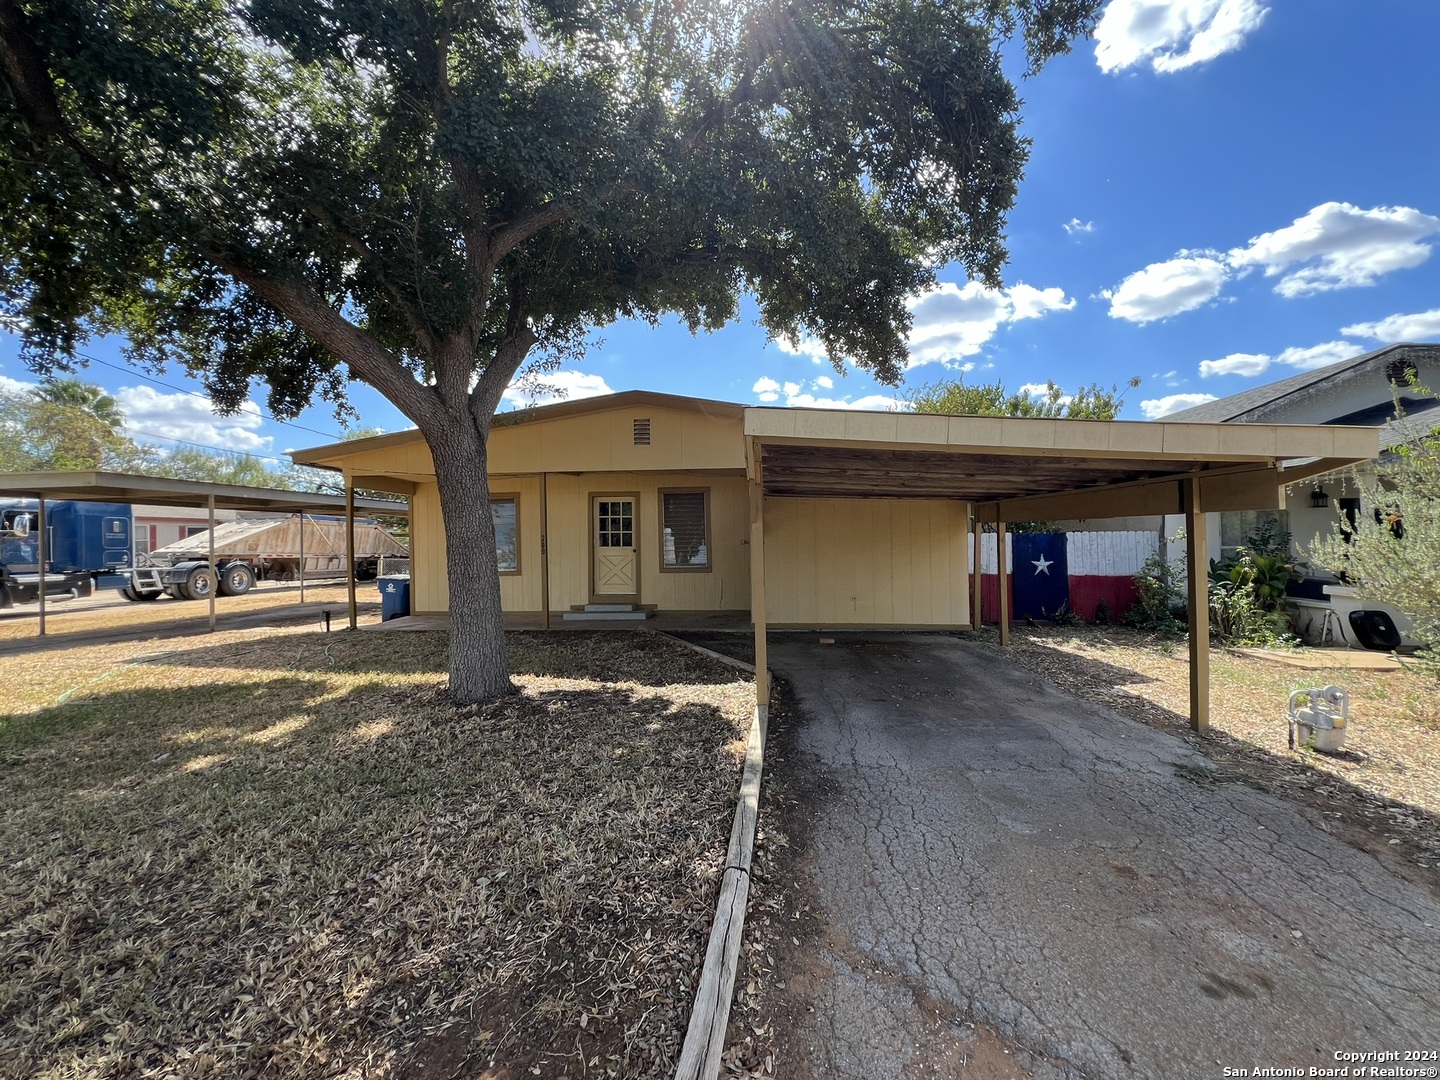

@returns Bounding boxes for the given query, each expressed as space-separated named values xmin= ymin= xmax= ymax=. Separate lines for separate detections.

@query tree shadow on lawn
xmin=135 ymin=625 xmax=754 ymax=687
xmin=995 ymin=636 xmax=1440 ymax=901
xmin=0 ymin=668 xmax=746 ymax=1078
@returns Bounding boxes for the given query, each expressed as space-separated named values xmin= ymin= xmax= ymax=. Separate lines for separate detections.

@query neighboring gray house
xmin=1164 ymin=341 xmax=1440 ymax=561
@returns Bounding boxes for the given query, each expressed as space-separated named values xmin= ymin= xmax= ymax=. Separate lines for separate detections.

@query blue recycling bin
xmin=378 ymin=575 xmax=411 ymax=621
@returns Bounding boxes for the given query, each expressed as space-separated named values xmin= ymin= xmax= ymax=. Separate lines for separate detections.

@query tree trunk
xmin=428 ymin=416 xmax=517 ymax=704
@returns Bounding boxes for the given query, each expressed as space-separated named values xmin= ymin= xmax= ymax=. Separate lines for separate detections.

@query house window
xmin=1220 ymin=509 xmax=1289 ymax=558
xmin=660 ymin=489 xmax=709 ymax=571
xmin=492 ymin=496 xmax=519 ymax=573
xmin=183 ymin=525 xmax=208 ymax=539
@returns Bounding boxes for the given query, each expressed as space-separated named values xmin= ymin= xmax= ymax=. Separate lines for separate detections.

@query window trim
xmin=658 ymin=487 xmax=712 ymax=574
xmin=491 ymin=492 xmax=521 ymax=576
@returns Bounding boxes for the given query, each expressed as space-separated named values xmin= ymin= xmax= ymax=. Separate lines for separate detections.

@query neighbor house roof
xmin=1163 ymin=342 xmax=1440 ymax=424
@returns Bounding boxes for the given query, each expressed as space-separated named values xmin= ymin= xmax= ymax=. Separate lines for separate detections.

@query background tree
xmin=147 ymin=446 xmax=293 ymax=488
xmin=907 ymin=376 xmax=1141 ymax=419
xmin=0 ymin=0 xmax=1101 ymax=703
xmin=32 ymin=377 xmax=123 ymax=429
xmin=0 ymin=378 xmax=144 ymax=469
xmin=1311 ymin=400 xmax=1440 ymax=674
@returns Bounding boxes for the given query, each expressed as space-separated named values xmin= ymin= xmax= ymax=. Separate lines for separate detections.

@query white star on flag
xmin=1032 ymin=554 xmax=1053 ymax=575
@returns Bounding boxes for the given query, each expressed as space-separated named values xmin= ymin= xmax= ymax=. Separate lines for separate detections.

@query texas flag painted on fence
xmin=969 ymin=531 xmax=1158 ymax=624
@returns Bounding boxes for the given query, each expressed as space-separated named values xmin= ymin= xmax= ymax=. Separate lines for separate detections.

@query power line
xmin=74 ymin=351 xmax=344 ymax=441
xmin=119 ymin=425 xmax=301 ymax=466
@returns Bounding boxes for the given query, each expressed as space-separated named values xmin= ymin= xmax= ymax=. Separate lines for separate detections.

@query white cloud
xmin=1064 ymin=218 xmax=1095 ymax=236
xmin=774 ymin=335 xmax=831 ymax=363
xmin=1196 ymin=341 xmax=1359 ymax=380
xmin=906 ymin=280 xmax=1074 ymax=368
xmin=1140 ymin=392 xmax=1218 ymax=419
xmin=1199 ymin=352 xmax=1270 ymax=378
xmin=750 ymin=376 xmax=903 ymax=411
xmin=752 ymin=376 xmax=781 ymax=403
xmin=1228 ymin=202 xmax=1440 ymax=297
xmin=1103 ymin=254 xmax=1229 ymax=323
xmin=1016 ymin=382 xmax=1051 ymax=396
xmin=814 ymin=375 xmax=834 ymax=390
xmin=502 ymin=369 xmax=614 ymax=409
xmin=1095 ymin=0 xmax=1268 ymax=74
xmin=0 ymin=374 xmax=35 ymax=396
xmin=115 ymin=386 xmax=273 ymax=452
xmin=1342 ymin=306 xmax=1440 ymax=341
xmin=1274 ymin=340 xmax=1359 ymax=371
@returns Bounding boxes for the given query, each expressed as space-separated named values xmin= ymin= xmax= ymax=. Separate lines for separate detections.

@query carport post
xmin=298 ymin=513 xmax=306 ymax=604
xmin=207 ymin=494 xmax=216 ymax=633
xmin=540 ymin=472 xmax=551 ymax=630
xmin=1184 ymin=476 xmax=1210 ymax=731
xmin=970 ymin=511 xmax=982 ymax=631
xmin=345 ymin=481 xmax=358 ymax=630
xmin=35 ymin=494 xmax=46 ymax=638
xmin=995 ymin=510 xmax=1010 ymax=646
xmin=748 ymin=437 xmax=769 ymax=706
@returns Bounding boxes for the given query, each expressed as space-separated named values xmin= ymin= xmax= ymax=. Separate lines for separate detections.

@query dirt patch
xmin=972 ymin=625 xmax=1440 ymax=897
xmin=0 ymin=628 xmax=752 ymax=1079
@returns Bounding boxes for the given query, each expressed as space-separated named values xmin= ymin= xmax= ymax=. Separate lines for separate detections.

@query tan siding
xmin=488 ymin=405 xmax=744 ymax=473
xmin=765 ymin=498 xmax=970 ymax=626
xmin=413 ymin=471 xmax=749 ymax=614
xmin=411 ymin=482 xmax=445 ymax=613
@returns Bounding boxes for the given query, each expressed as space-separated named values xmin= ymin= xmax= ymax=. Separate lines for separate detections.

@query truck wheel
xmin=183 ymin=566 xmax=216 ymax=601
xmin=121 ymin=584 xmax=141 ymax=602
xmin=133 ymin=587 xmax=161 ymax=601
xmin=218 ymin=563 xmax=255 ymax=597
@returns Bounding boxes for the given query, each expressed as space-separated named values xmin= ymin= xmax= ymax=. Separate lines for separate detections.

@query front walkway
xmin=765 ymin=633 xmax=1440 ymax=1078
xmin=365 ymin=611 xmax=752 ymax=633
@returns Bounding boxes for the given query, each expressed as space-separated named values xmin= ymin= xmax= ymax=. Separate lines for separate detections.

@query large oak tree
xmin=1 ymin=0 xmax=1099 ymax=702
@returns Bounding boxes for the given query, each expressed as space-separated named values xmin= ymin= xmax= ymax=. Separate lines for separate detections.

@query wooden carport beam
xmin=747 ymin=438 xmax=770 ymax=708
xmin=970 ymin=510 xmax=982 ymax=632
xmin=1184 ymin=476 xmax=1209 ymax=732
xmin=995 ymin=508 xmax=1010 ymax=647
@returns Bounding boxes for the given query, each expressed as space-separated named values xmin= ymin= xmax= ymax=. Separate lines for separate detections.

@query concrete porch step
xmin=561 ymin=609 xmax=653 ymax=622
xmin=580 ymin=603 xmax=639 ymax=612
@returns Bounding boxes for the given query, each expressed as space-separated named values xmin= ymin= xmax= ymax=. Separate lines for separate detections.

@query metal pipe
xmin=207 ymin=494 xmax=216 ymax=633
xmin=345 ymin=482 xmax=357 ymax=630
xmin=36 ymin=495 xmax=46 ymax=638
xmin=298 ymin=512 xmax=306 ymax=605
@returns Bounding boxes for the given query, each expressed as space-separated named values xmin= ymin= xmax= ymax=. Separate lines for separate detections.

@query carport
xmin=0 ymin=470 xmax=408 ymax=636
xmin=741 ymin=410 xmax=1379 ymax=730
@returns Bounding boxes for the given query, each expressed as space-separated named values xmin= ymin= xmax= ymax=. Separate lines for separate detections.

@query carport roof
xmin=743 ymin=408 xmax=1380 ymax=519
xmin=0 ymin=470 xmax=409 ymax=515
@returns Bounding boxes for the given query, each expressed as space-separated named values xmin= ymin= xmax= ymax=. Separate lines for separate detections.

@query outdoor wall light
xmin=1311 ymin=488 xmax=1330 ymax=509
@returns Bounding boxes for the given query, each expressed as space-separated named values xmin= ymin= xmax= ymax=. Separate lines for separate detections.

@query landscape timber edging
xmin=673 ymin=693 xmax=768 ymax=1080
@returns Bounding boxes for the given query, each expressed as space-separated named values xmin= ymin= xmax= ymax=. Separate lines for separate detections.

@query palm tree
xmin=32 ymin=379 xmax=124 ymax=429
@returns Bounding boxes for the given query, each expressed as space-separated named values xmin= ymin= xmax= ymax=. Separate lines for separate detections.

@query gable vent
xmin=1386 ymin=358 xmax=1419 ymax=386
xmin=633 ymin=418 xmax=652 ymax=445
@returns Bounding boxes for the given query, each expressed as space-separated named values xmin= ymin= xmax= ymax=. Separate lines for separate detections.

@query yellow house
xmin=291 ymin=389 xmax=1379 ymax=728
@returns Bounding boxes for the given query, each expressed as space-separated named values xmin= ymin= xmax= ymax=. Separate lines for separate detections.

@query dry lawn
xmin=0 ymin=626 xmax=753 ymax=1079
xmin=0 ymin=582 xmax=364 ymax=645
xmin=982 ymin=626 xmax=1440 ymax=870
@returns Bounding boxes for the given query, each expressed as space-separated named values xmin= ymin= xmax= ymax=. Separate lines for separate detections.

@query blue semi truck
xmin=0 ymin=499 xmax=134 ymax=607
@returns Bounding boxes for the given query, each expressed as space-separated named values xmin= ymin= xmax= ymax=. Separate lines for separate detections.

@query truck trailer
xmin=125 ymin=514 xmax=409 ymax=601
xmin=0 ymin=499 xmax=134 ymax=607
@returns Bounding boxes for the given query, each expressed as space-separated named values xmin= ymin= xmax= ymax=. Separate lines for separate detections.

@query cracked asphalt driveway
xmin=764 ymin=634 xmax=1440 ymax=1078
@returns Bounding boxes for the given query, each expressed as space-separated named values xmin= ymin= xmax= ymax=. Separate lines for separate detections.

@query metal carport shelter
xmin=0 ymin=470 xmax=408 ymax=636
xmin=741 ymin=408 xmax=1380 ymax=731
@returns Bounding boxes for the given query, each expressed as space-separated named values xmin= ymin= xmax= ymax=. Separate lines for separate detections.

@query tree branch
xmin=305 ymin=201 xmax=440 ymax=356
xmin=470 ymin=276 xmax=535 ymax=428
xmin=0 ymin=0 xmax=126 ymax=185
xmin=207 ymin=251 xmax=444 ymax=432
xmin=489 ymin=202 xmax=574 ymax=264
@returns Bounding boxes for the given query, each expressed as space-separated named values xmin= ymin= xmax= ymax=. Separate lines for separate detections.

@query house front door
xmin=592 ymin=495 xmax=639 ymax=600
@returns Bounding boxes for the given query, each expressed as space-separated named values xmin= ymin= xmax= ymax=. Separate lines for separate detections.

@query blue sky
xmin=4 ymin=0 xmax=1440 ymax=463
